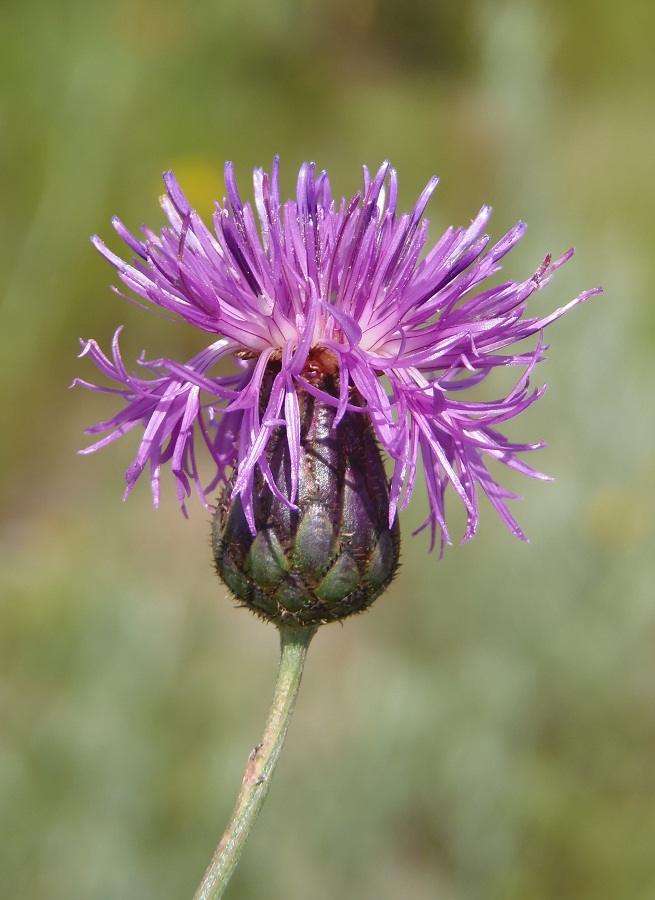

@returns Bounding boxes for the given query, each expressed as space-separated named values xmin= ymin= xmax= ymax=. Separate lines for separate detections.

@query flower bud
xmin=213 ymin=357 xmax=400 ymax=628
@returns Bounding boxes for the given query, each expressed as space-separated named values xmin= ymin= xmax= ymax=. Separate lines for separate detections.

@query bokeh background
xmin=2 ymin=1 xmax=654 ymax=898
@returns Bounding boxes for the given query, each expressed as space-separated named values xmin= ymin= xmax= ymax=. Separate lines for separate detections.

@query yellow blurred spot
xmin=585 ymin=486 xmax=652 ymax=550
xmin=164 ymin=159 xmax=224 ymax=219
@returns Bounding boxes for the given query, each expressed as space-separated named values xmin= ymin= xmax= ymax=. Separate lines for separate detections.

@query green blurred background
xmin=2 ymin=1 xmax=654 ymax=898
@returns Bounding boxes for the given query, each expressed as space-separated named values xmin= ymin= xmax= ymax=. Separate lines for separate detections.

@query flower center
xmin=301 ymin=346 xmax=340 ymax=385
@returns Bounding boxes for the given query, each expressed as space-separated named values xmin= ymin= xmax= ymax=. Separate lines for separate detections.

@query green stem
xmin=192 ymin=626 xmax=316 ymax=900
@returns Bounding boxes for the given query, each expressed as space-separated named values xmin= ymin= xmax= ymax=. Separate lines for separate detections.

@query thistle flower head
xmin=76 ymin=158 xmax=600 ymax=556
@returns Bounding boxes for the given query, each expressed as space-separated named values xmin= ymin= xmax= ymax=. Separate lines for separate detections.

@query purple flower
xmin=76 ymin=159 xmax=600 ymax=552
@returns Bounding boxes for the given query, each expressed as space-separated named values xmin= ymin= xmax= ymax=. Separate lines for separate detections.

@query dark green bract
xmin=213 ymin=358 xmax=400 ymax=628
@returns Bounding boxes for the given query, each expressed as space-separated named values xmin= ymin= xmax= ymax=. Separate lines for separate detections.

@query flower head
xmin=77 ymin=158 xmax=600 ymax=554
